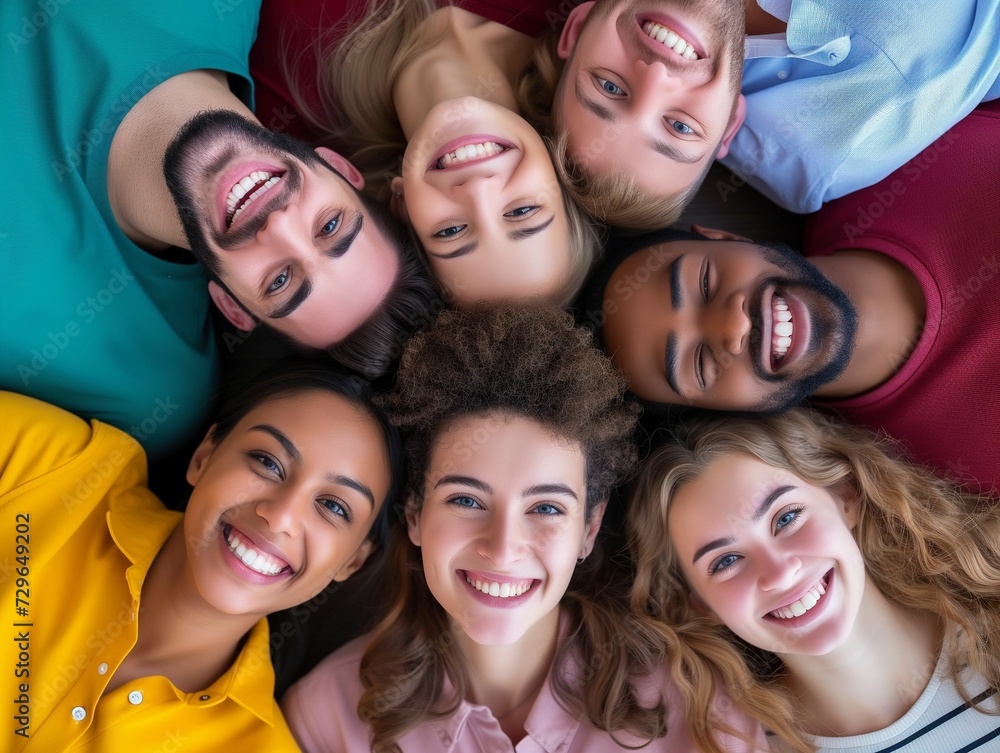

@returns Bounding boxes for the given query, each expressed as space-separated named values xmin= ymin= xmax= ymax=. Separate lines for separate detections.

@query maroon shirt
xmin=806 ymin=100 xmax=1000 ymax=492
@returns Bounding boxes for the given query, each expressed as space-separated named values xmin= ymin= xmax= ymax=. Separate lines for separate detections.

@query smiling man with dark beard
xmin=581 ymin=104 xmax=1000 ymax=493
xmin=1 ymin=0 xmax=434 ymax=462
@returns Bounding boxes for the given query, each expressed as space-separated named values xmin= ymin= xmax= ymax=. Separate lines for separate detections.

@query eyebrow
xmin=267 ymin=214 xmax=363 ymax=319
xmin=427 ymin=216 xmax=557 ymax=261
xmin=575 ymin=78 xmax=616 ymax=122
xmin=435 ymin=475 xmax=578 ymax=501
xmin=327 ymin=473 xmax=375 ymax=508
xmin=251 ymin=424 xmax=300 ymax=461
xmin=690 ymin=485 xmax=796 ymax=564
xmin=665 ymin=332 xmax=682 ymax=397
xmin=647 ymin=136 xmax=703 ymax=164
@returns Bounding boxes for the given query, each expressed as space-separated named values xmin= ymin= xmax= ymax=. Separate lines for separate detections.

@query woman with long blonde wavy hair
xmin=255 ymin=0 xmax=601 ymax=306
xmin=629 ymin=407 xmax=1000 ymax=753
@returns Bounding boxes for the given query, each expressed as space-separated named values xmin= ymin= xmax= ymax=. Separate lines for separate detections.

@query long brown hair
xmin=629 ymin=408 xmax=1000 ymax=752
xmin=358 ymin=303 xmax=668 ymax=752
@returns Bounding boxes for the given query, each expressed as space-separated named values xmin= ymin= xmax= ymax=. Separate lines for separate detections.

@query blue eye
xmin=247 ymin=451 xmax=283 ymax=478
xmin=320 ymin=498 xmax=352 ymax=522
xmin=319 ymin=214 xmax=341 ymax=237
xmin=532 ymin=503 xmax=562 ymax=516
xmin=775 ymin=507 xmax=802 ymax=531
xmin=267 ymin=269 xmax=289 ymax=293
xmin=597 ymin=77 xmax=624 ymax=96
xmin=670 ymin=120 xmax=694 ymax=135
xmin=448 ymin=496 xmax=481 ymax=509
xmin=504 ymin=205 xmax=539 ymax=219
xmin=709 ymin=552 xmax=740 ymax=575
xmin=433 ymin=224 xmax=467 ymax=239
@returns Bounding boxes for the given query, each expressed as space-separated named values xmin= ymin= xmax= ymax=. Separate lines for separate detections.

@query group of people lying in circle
xmin=3 ymin=0 xmax=999 ymax=750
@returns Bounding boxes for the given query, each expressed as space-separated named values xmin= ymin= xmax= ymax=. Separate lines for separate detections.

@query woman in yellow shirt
xmin=0 ymin=360 xmax=401 ymax=752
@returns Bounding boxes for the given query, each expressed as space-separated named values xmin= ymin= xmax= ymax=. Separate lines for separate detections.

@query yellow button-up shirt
xmin=0 ymin=393 xmax=301 ymax=752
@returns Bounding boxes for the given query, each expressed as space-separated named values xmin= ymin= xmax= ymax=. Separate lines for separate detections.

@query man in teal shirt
xmin=1 ymin=0 xmax=430 ymax=459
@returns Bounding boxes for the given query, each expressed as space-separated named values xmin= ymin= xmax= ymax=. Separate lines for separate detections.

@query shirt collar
xmin=745 ymin=0 xmax=852 ymax=65
xmin=106 ymin=495 xmax=279 ymax=725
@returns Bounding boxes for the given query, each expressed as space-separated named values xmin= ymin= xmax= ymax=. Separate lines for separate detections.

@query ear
xmin=839 ymin=487 xmax=860 ymax=530
xmin=557 ymin=1 xmax=595 ymax=59
xmin=404 ymin=495 xmax=422 ymax=547
xmin=715 ymin=94 xmax=746 ymax=160
xmin=389 ymin=176 xmax=409 ymax=224
xmin=579 ymin=500 xmax=607 ymax=560
xmin=186 ymin=424 xmax=219 ymax=486
xmin=331 ymin=539 xmax=375 ymax=582
xmin=690 ymin=224 xmax=752 ymax=243
xmin=315 ymin=146 xmax=365 ymax=190
xmin=208 ymin=280 xmax=257 ymax=332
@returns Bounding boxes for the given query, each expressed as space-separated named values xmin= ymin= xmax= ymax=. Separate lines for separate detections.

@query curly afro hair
xmin=378 ymin=303 xmax=639 ymax=514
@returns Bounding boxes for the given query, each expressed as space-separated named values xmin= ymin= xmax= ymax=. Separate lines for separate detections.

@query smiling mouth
xmin=771 ymin=294 xmax=794 ymax=368
xmin=433 ymin=141 xmax=510 ymax=170
xmin=641 ymin=21 xmax=700 ymax=59
xmin=463 ymin=572 xmax=535 ymax=599
xmin=223 ymin=523 xmax=291 ymax=577
xmin=768 ymin=571 xmax=830 ymax=620
xmin=225 ymin=170 xmax=283 ymax=228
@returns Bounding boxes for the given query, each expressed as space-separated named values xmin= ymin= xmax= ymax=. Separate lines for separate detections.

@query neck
xmin=126 ymin=527 xmax=259 ymax=692
xmin=779 ymin=577 xmax=941 ymax=736
xmin=454 ymin=606 xmax=560 ymax=742
xmin=811 ymin=250 xmax=925 ymax=398
xmin=743 ymin=0 xmax=787 ymax=35
xmin=392 ymin=7 xmax=534 ymax=138
xmin=107 ymin=69 xmax=259 ymax=253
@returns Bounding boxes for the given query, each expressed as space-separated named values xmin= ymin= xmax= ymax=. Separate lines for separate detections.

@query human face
xmin=182 ymin=389 xmax=391 ymax=618
xmin=668 ymin=454 xmax=865 ymax=657
xmin=401 ymin=98 xmax=572 ymax=303
xmin=556 ymin=0 xmax=745 ymax=198
xmin=602 ymin=235 xmax=857 ymax=410
xmin=407 ymin=414 xmax=599 ymax=645
xmin=164 ymin=111 xmax=399 ymax=347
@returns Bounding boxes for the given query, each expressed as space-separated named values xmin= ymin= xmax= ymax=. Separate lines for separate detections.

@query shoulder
xmin=281 ymin=633 xmax=371 ymax=753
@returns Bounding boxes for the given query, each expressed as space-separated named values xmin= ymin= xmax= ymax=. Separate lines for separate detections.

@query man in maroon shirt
xmin=583 ymin=102 xmax=1000 ymax=492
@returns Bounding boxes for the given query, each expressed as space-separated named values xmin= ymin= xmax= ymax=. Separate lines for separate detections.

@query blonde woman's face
xmin=400 ymin=97 xmax=572 ymax=304
xmin=667 ymin=453 xmax=866 ymax=657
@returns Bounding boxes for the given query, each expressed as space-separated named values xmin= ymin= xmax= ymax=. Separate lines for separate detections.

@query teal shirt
xmin=0 ymin=0 xmax=260 ymax=459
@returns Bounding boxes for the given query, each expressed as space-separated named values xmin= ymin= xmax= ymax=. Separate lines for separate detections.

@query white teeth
xmin=225 ymin=171 xmax=281 ymax=227
xmin=641 ymin=22 xmax=701 ymax=60
xmin=225 ymin=527 xmax=286 ymax=576
xmin=465 ymin=575 xmax=533 ymax=599
xmin=438 ymin=141 xmax=505 ymax=168
xmin=769 ymin=579 xmax=827 ymax=620
xmin=771 ymin=295 xmax=794 ymax=363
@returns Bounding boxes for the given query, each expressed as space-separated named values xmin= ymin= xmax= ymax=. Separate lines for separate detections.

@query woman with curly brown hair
xmin=628 ymin=407 xmax=1000 ymax=753
xmin=281 ymin=303 xmax=766 ymax=753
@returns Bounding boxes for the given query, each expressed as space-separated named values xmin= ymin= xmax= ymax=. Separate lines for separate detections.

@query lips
xmin=428 ymin=134 xmax=515 ymax=172
xmin=222 ymin=523 xmax=292 ymax=577
xmin=767 ymin=571 xmax=831 ymax=620
xmin=460 ymin=569 xmax=537 ymax=600
xmin=641 ymin=20 xmax=700 ymax=59
xmin=225 ymin=171 xmax=282 ymax=228
xmin=637 ymin=12 xmax=708 ymax=60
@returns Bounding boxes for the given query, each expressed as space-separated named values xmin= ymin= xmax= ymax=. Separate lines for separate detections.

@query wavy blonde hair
xmin=627 ymin=408 xmax=1000 ymax=753
xmin=296 ymin=0 xmax=601 ymax=302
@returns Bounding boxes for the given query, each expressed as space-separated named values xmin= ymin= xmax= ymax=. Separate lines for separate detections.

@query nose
xmin=476 ymin=509 xmax=526 ymax=566
xmin=632 ymin=58 xmax=682 ymax=98
xmin=756 ymin=546 xmax=802 ymax=592
xmin=255 ymin=491 xmax=304 ymax=538
xmin=706 ymin=291 xmax=751 ymax=356
xmin=256 ymin=203 xmax=313 ymax=261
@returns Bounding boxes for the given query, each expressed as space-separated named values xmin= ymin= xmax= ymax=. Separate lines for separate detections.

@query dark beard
xmin=162 ymin=109 xmax=320 ymax=276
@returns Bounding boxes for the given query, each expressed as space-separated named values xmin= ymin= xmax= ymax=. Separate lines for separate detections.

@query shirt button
xmin=199 ymin=695 xmax=210 ymax=702
xmin=128 ymin=690 xmax=143 ymax=705
xmin=97 ymin=663 xmax=109 ymax=675
xmin=71 ymin=706 xmax=87 ymax=722
xmin=776 ymin=70 xmax=788 ymax=79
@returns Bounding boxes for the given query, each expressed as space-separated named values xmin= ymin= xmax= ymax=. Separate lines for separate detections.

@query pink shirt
xmin=282 ymin=618 xmax=767 ymax=753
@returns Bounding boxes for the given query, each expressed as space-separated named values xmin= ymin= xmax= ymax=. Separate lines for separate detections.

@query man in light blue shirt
xmin=721 ymin=0 xmax=1000 ymax=212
